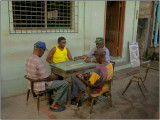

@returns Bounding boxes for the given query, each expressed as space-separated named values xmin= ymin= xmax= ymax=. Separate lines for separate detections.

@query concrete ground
xmin=1 ymin=61 xmax=159 ymax=119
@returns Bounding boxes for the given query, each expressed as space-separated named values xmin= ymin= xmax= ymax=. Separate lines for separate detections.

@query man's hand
xmin=74 ymin=55 xmax=88 ymax=61
xmin=76 ymin=73 xmax=88 ymax=86
xmin=84 ymin=58 xmax=91 ymax=63
xmin=47 ymin=74 xmax=59 ymax=81
xmin=74 ymin=57 xmax=79 ymax=61
xmin=76 ymin=73 xmax=83 ymax=79
xmin=81 ymin=73 xmax=90 ymax=77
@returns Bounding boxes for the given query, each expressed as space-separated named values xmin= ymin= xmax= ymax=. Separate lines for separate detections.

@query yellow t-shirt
xmin=52 ymin=46 xmax=68 ymax=63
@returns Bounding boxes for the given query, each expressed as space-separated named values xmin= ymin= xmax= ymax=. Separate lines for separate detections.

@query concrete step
xmin=113 ymin=66 xmax=140 ymax=80
xmin=114 ymin=61 xmax=131 ymax=72
xmin=110 ymin=56 xmax=132 ymax=71
xmin=110 ymin=56 xmax=123 ymax=63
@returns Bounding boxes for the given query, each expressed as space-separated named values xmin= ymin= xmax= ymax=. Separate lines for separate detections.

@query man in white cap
xmin=74 ymin=37 xmax=110 ymax=63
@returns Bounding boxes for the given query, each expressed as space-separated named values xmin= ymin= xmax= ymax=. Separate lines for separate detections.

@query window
xmin=9 ymin=1 xmax=78 ymax=34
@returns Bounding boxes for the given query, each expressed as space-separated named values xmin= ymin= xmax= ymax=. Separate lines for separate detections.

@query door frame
xmin=104 ymin=1 xmax=126 ymax=57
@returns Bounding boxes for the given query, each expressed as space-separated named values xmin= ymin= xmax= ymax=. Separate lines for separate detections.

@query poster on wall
xmin=129 ymin=41 xmax=140 ymax=67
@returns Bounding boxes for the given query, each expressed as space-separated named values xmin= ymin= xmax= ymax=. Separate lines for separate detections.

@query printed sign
xmin=129 ymin=41 xmax=140 ymax=67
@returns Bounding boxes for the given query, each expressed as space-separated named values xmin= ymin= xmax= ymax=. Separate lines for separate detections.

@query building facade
xmin=1 ymin=1 xmax=139 ymax=98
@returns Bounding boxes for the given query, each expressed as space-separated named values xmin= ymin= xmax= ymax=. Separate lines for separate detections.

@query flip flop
xmin=49 ymin=106 xmax=66 ymax=112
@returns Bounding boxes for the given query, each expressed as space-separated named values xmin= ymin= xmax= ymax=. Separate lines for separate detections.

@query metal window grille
xmin=9 ymin=1 xmax=78 ymax=34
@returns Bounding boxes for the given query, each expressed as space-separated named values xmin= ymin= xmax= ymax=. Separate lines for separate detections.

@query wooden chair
xmin=122 ymin=63 xmax=150 ymax=98
xmin=24 ymin=75 xmax=55 ymax=115
xmin=89 ymin=80 xmax=113 ymax=114
xmin=77 ymin=61 xmax=115 ymax=114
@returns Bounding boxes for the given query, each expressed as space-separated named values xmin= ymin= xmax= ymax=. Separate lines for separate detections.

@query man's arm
xmin=105 ymin=47 xmax=110 ymax=63
xmin=46 ymin=47 xmax=56 ymax=64
xmin=84 ymin=47 xmax=97 ymax=63
xmin=67 ymin=48 xmax=73 ymax=60
xmin=84 ymin=57 xmax=97 ymax=63
xmin=81 ymin=73 xmax=91 ymax=78
xmin=46 ymin=74 xmax=59 ymax=81
xmin=74 ymin=55 xmax=88 ymax=60
xmin=87 ymin=47 xmax=96 ymax=59
xmin=76 ymin=74 xmax=88 ymax=86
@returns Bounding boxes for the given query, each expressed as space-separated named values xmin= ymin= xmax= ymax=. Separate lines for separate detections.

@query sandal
xmin=49 ymin=105 xmax=66 ymax=112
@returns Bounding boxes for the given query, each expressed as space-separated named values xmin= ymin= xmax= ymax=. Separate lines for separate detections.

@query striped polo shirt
xmin=88 ymin=63 xmax=113 ymax=94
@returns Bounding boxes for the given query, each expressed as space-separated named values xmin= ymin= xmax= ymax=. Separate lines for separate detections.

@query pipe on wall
xmin=83 ymin=1 xmax=86 ymax=54
xmin=154 ymin=2 xmax=159 ymax=47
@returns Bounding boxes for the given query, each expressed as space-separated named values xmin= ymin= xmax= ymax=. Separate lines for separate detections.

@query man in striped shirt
xmin=71 ymin=48 xmax=113 ymax=106
xmin=26 ymin=41 xmax=68 ymax=112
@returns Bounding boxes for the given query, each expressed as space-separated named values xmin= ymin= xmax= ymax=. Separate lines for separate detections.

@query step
xmin=110 ymin=56 xmax=123 ymax=63
xmin=113 ymin=66 xmax=141 ymax=80
xmin=114 ymin=61 xmax=131 ymax=72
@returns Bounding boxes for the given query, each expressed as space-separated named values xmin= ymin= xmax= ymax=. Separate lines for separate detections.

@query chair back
xmin=110 ymin=61 xmax=115 ymax=71
xmin=24 ymin=75 xmax=36 ymax=96
xmin=144 ymin=63 xmax=150 ymax=82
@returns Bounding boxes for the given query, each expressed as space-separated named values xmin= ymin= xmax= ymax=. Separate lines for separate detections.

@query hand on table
xmin=74 ymin=57 xmax=79 ymax=61
xmin=84 ymin=58 xmax=91 ymax=63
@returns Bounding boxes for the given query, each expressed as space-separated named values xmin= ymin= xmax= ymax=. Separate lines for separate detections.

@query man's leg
xmin=71 ymin=76 xmax=87 ymax=101
xmin=46 ymin=80 xmax=68 ymax=110
xmin=46 ymin=90 xmax=53 ymax=105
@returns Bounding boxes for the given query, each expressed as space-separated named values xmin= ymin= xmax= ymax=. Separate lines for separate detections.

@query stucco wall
xmin=122 ymin=1 xmax=139 ymax=61
xmin=1 ymin=1 xmax=139 ymax=98
xmin=1 ymin=1 xmax=105 ymax=98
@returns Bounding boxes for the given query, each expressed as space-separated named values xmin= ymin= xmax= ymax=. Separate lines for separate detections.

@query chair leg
xmin=108 ymin=92 xmax=112 ymax=107
xmin=26 ymin=89 xmax=30 ymax=104
xmin=37 ymin=95 xmax=40 ymax=115
xmin=142 ymin=82 xmax=148 ymax=93
xmin=122 ymin=81 xmax=132 ymax=95
xmin=138 ymin=82 xmax=145 ymax=98
xmin=45 ymin=93 xmax=47 ymax=100
xmin=90 ymin=97 xmax=95 ymax=114
xmin=76 ymin=90 xmax=84 ymax=108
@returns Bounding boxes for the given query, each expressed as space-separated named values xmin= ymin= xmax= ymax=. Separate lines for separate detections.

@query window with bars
xmin=9 ymin=1 xmax=78 ymax=34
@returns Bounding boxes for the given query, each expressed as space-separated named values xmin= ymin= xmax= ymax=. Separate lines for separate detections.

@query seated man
xmin=25 ymin=41 xmax=68 ymax=112
xmin=46 ymin=37 xmax=72 ymax=64
xmin=74 ymin=37 xmax=110 ymax=63
xmin=71 ymin=48 xmax=113 ymax=105
xmin=46 ymin=37 xmax=72 ymax=80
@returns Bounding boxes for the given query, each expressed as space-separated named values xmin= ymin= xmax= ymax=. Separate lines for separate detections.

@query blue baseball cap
xmin=34 ymin=41 xmax=48 ymax=51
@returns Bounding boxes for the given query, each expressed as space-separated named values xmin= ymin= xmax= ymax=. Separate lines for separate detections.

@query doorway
xmin=105 ymin=1 xmax=126 ymax=57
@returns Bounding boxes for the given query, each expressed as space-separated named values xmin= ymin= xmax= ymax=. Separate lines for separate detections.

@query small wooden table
xmin=50 ymin=59 xmax=98 ymax=105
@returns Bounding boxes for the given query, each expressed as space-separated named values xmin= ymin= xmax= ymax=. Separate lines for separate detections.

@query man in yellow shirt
xmin=71 ymin=48 xmax=113 ymax=106
xmin=46 ymin=37 xmax=72 ymax=64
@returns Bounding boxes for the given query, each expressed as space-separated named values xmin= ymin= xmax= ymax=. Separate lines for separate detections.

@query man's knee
xmin=62 ymin=80 xmax=69 ymax=88
xmin=71 ymin=76 xmax=79 ymax=83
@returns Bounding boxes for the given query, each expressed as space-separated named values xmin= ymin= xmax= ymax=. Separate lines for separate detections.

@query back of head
xmin=93 ymin=48 xmax=106 ymax=56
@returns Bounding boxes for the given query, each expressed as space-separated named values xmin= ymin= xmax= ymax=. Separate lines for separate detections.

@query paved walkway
xmin=1 ymin=63 xmax=159 ymax=119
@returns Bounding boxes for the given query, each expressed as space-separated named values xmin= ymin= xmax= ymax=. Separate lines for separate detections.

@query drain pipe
xmin=83 ymin=1 xmax=86 ymax=54
xmin=154 ymin=2 xmax=159 ymax=47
